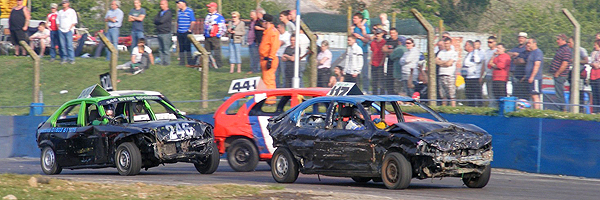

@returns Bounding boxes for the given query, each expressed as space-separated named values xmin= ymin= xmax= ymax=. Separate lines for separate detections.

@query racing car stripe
xmin=248 ymin=116 xmax=270 ymax=154
xmin=257 ymin=116 xmax=275 ymax=154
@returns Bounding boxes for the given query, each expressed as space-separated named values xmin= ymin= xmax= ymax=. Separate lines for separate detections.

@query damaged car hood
xmin=389 ymin=121 xmax=491 ymax=151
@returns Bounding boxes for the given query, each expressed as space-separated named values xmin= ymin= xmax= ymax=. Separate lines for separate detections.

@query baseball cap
xmin=374 ymin=28 xmax=385 ymax=34
xmin=206 ymin=2 xmax=217 ymax=7
xmin=50 ymin=3 xmax=58 ymax=8
xmin=176 ymin=0 xmax=186 ymax=3
xmin=518 ymin=32 xmax=528 ymax=38
xmin=263 ymin=14 xmax=274 ymax=22
xmin=398 ymin=36 xmax=407 ymax=45
xmin=556 ymin=34 xmax=568 ymax=41
xmin=61 ymin=0 xmax=69 ymax=4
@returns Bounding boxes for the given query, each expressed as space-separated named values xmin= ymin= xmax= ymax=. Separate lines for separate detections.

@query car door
xmin=286 ymin=100 xmax=332 ymax=170
xmin=47 ymin=101 xmax=98 ymax=166
xmin=313 ymin=101 xmax=376 ymax=172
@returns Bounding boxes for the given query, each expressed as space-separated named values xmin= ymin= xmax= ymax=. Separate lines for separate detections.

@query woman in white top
xmin=317 ymin=40 xmax=332 ymax=87
xmin=399 ymin=38 xmax=420 ymax=96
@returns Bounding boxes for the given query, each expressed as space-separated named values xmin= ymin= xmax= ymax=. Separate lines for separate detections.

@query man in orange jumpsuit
xmin=259 ymin=14 xmax=280 ymax=90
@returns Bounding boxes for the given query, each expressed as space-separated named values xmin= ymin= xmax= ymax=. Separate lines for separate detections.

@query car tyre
xmin=115 ymin=142 xmax=142 ymax=176
xmin=227 ymin=139 xmax=259 ymax=172
xmin=462 ymin=165 xmax=491 ymax=188
xmin=40 ymin=146 xmax=62 ymax=175
xmin=271 ymin=147 xmax=299 ymax=183
xmin=195 ymin=143 xmax=220 ymax=174
xmin=382 ymin=152 xmax=412 ymax=189
xmin=351 ymin=177 xmax=371 ymax=183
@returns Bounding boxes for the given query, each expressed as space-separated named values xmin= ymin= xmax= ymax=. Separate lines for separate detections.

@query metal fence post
xmin=97 ymin=33 xmax=118 ymax=91
xmin=347 ymin=6 xmax=352 ymax=36
xmin=563 ymin=9 xmax=580 ymax=113
xmin=411 ymin=9 xmax=437 ymax=106
xmin=187 ymin=34 xmax=210 ymax=109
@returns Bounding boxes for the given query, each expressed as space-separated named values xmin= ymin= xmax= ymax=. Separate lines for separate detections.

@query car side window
xmin=132 ymin=101 xmax=151 ymax=122
xmin=56 ymin=103 xmax=82 ymax=127
xmin=331 ymin=102 xmax=366 ymax=130
xmin=147 ymin=100 xmax=179 ymax=120
xmin=298 ymin=102 xmax=329 ymax=128
xmin=86 ymin=104 xmax=101 ymax=125
xmin=249 ymin=95 xmax=292 ymax=116
xmin=226 ymin=95 xmax=252 ymax=115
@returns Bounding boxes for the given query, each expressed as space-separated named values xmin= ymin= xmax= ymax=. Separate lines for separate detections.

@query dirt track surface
xmin=2 ymin=158 xmax=600 ymax=200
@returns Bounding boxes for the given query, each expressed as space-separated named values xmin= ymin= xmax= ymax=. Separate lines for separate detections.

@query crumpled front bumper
xmin=417 ymin=143 xmax=493 ymax=177
xmin=154 ymin=137 xmax=214 ymax=161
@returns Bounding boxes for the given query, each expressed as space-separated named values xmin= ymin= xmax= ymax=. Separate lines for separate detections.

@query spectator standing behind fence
xmin=488 ymin=43 xmax=510 ymax=98
xmin=227 ymin=11 xmax=245 ymax=73
xmin=507 ymin=32 xmax=530 ymax=100
xmin=56 ymin=0 xmax=76 ymax=64
xmin=204 ymin=2 xmax=226 ymax=68
xmin=351 ymin=13 xmax=371 ymax=93
xmin=588 ymin=40 xmax=600 ymax=113
xmin=104 ymin=1 xmax=123 ymax=62
xmin=379 ymin=13 xmax=389 ymax=33
xmin=550 ymin=34 xmax=572 ymax=111
xmin=391 ymin=39 xmax=407 ymax=95
xmin=259 ymin=14 xmax=280 ymax=94
xmin=317 ymin=40 xmax=332 ymax=87
xmin=247 ymin=10 xmax=259 ymax=74
xmin=8 ymin=0 xmax=29 ymax=57
xmin=275 ymin=23 xmax=290 ymax=87
xmin=279 ymin=10 xmax=294 ymax=34
xmin=370 ymin=29 xmax=386 ymax=95
xmin=46 ymin=3 xmax=60 ymax=61
xmin=525 ymin=38 xmax=544 ymax=110
xmin=480 ymin=36 xmax=497 ymax=106
xmin=461 ymin=40 xmax=482 ymax=106
xmin=128 ymin=0 xmax=146 ymax=51
xmin=344 ymin=35 xmax=364 ymax=83
xmin=176 ymin=0 xmax=195 ymax=67
xmin=281 ymin=34 xmax=296 ymax=88
xmin=436 ymin=37 xmax=458 ymax=107
xmin=29 ymin=22 xmax=50 ymax=57
xmin=400 ymin=38 xmax=419 ymax=96
xmin=154 ymin=0 xmax=172 ymax=66
xmin=382 ymin=28 xmax=401 ymax=95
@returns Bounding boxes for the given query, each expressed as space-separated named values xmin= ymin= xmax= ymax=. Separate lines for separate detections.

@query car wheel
xmin=351 ymin=177 xmax=371 ymax=183
xmin=227 ymin=139 xmax=259 ymax=172
xmin=271 ymin=147 xmax=299 ymax=183
xmin=40 ymin=147 xmax=62 ymax=175
xmin=463 ymin=165 xmax=491 ymax=188
xmin=115 ymin=142 xmax=142 ymax=176
xmin=381 ymin=152 xmax=412 ymax=189
xmin=195 ymin=143 xmax=220 ymax=174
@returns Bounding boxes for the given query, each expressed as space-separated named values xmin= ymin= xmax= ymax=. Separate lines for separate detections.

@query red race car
xmin=213 ymin=88 xmax=330 ymax=171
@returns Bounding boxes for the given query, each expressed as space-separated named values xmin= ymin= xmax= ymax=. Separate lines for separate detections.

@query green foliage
xmin=394 ymin=0 xmax=441 ymax=23
xmin=437 ymin=0 xmax=491 ymax=31
xmin=260 ymin=1 xmax=288 ymax=18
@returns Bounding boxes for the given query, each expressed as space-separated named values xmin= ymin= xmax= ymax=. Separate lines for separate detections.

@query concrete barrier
xmin=1 ymin=113 xmax=598 ymax=178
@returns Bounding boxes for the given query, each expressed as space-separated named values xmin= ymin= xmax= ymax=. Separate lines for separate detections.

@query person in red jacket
xmin=589 ymin=39 xmax=600 ymax=113
xmin=488 ymin=43 xmax=511 ymax=98
xmin=370 ymin=28 xmax=387 ymax=95
xmin=259 ymin=14 xmax=280 ymax=103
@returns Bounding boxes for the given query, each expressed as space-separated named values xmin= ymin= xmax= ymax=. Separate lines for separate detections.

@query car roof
xmin=229 ymin=88 xmax=330 ymax=97
xmin=304 ymin=95 xmax=415 ymax=104
xmin=108 ymin=90 xmax=163 ymax=96
xmin=63 ymin=94 xmax=163 ymax=104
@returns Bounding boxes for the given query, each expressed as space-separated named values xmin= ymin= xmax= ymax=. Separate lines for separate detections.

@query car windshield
xmin=100 ymin=96 xmax=182 ymax=122
xmin=396 ymin=101 xmax=447 ymax=122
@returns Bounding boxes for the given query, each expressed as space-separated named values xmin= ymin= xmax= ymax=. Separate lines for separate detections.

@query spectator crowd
xmin=6 ymin=0 xmax=600 ymax=113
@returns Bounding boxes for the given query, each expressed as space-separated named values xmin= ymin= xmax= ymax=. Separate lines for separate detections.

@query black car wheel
xmin=115 ymin=142 xmax=142 ymax=176
xmin=271 ymin=147 xmax=299 ymax=183
xmin=227 ymin=139 xmax=258 ymax=172
xmin=195 ymin=143 xmax=220 ymax=174
xmin=382 ymin=152 xmax=412 ymax=189
xmin=40 ymin=147 xmax=62 ymax=175
xmin=463 ymin=165 xmax=491 ymax=188
xmin=351 ymin=177 xmax=371 ymax=183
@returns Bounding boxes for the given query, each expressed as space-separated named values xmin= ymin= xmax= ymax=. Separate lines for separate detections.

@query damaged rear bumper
xmin=154 ymin=138 xmax=214 ymax=162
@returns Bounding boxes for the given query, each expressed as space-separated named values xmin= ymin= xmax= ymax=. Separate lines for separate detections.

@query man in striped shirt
xmin=549 ymin=34 xmax=572 ymax=111
xmin=176 ymin=0 xmax=195 ymax=66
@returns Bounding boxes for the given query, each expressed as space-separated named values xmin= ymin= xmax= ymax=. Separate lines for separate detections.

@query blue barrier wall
xmin=2 ymin=114 xmax=599 ymax=178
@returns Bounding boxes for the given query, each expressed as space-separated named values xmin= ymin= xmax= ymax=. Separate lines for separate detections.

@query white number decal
xmin=166 ymin=123 xmax=195 ymax=141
